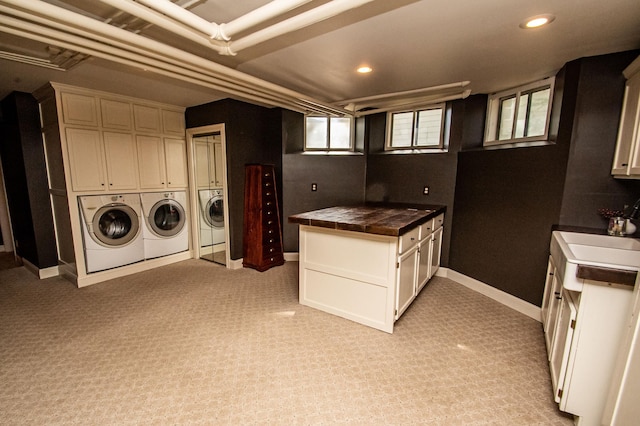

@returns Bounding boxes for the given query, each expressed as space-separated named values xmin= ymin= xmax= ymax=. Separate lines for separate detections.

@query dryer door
xmin=92 ymin=204 xmax=140 ymax=247
xmin=205 ymin=196 xmax=224 ymax=229
xmin=148 ymin=199 xmax=186 ymax=237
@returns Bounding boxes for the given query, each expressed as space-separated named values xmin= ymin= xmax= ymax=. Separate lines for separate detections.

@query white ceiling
xmin=1 ymin=0 xmax=639 ymax=111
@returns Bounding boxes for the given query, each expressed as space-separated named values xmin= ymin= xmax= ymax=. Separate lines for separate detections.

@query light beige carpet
xmin=0 ymin=260 xmax=573 ymax=425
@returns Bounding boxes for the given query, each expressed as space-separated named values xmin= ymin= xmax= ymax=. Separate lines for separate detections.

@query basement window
xmin=304 ymin=116 xmax=353 ymax=151
xmin=484 ymin=77 xmax=555 ymax=146
xmin=386 ymin=104 xmax=445 ymax=151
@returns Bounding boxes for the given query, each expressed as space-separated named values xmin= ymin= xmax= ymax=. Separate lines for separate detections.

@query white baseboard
xmin=21 ymin=257 xmax=60 ymax=280
xmin=228 ymin=258 xmax=243 ymax=269
xmin=284 ymin=252 xmax=299 ymax=262
xmin=437 ymin=268 xmax=541 ymax=322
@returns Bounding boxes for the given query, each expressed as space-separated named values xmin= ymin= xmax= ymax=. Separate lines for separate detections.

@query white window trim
xmin=385 ymin=103 xmax=446 ymax=151
xmin=304 ymin=115 xmax=354 ymax=152
xmin=484 ymin=77 xmax=555 ymax=147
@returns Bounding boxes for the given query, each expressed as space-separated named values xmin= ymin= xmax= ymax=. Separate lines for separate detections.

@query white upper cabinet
xmin=101 ymin=99 xmax=132 ymax=130
xmin=65 ymin=128 xmax=138 ymax=191
xmin=162 ymin=110 xmax=186 ymax=135
xmin=133 ymin=104 xmax=162 ymax=133
xmin=65 ymin=128 xmax=106 ymax=191
xmin=60 ymin=92 xmax=98 ymax=126
xmin=42 ymin=84 xmax=186 ymax=194
xmin=102 ymin=132 xmax=138 ymax=190
xmin=164 ymin=137 xmax=188 ymax=188
xmin=136 ymin=135 xmax=166 ymax=189
xmin=612 ymin=56 xmax=640 ymax=178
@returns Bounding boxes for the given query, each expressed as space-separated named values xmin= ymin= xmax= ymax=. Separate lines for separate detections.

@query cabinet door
xmin=429 ymin=226 xmax=443 ymax=279
xmin=612 ymin=74 xmax=640 ymax=176
xmin=550 ymin=289 xmax=577 ymax=405
xmin=416 ymin=237 xmax=432 ymax=294
xmin=65 ymin=127 xmax=106 ymax=191
xmin=541 ymin=257 xmax=556 ymax=331
xmin=133 ymin=104 xmax=161 ymax=133
xmin=103 ymin=132 xmax=138 ymax=190
xmin=60 ymin=92 xmax=98 ymax=126
xmin=396 ymin=245 xmax=418 ymax=320
xmin=164 ymin=138 xmax=187 ymax=188
xmin=100 ymin=99 xmax=132 ymax=130
xmin=194 ymin=140 xmax=212 ymax=188
xmin=213 ymin=141 xmax=224 ymax=187
xmin=161 ymin=109 xmax=185 ymax=135
xmin=136 ymin=135 xmax=166 ymax=189
xmin=544 ymin=270 xmax=563 ymax=356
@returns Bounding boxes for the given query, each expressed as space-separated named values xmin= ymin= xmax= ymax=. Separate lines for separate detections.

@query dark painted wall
xmin=186 ymin=99 xmax=282 ymax=260
xmin=279 ymin=109 xmax=366 ymax=252
xmin=364 ymin=102 xmax=462 ymax=267
xmin=449 ymin=51 xmax=640 ymax=306
xmin=0 ymin=92 xmax=58 ymax=268
xmin=559 ymin=51 xmax=640 ymax=227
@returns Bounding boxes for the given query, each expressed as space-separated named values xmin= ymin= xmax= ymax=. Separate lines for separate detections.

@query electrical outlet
xmin=423 ymin=186 xmax=429 ymax=195
xmin=311 ymin=183 xmax=318 ymax=192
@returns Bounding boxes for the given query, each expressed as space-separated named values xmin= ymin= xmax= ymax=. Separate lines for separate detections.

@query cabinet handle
xmin=555 ymin=296 xmax=562 ymax=300
xmin=554 ymin=291 xmax=560 ymax=295
xmin=622 ymin=163 xmax=628 ymax=166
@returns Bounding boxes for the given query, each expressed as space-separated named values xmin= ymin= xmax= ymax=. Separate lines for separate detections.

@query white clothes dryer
xmin=140 ymin=191 xmax=189 ymax=259
xmin=198 ymin=188 xmax=225 ymax=247
xmin=78 ymin=194 xmax=145 ymax=273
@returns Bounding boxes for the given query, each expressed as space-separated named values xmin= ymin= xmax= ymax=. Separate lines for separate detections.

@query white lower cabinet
xmin=396 ymin=213 xmax=444 ymax=320
xmin=541 ymin=256 xmax=564 ymax=354
xmin=542 ymin=257 xmax=634 ymax=425
xmin=396 ymin=244 xmax=419 ymax=319
xmin=298 ymin=213 xmax=444 ymax=333
xmin=429 ymin=226 xmax=443 ymax=279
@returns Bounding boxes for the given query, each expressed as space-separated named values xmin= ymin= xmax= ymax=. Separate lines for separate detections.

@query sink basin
xmin=551 ymin=231 xmax=640 ymax=291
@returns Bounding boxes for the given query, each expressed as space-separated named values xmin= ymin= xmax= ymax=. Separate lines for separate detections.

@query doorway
xmin=186 ymin=124 xmax=229 ymax=266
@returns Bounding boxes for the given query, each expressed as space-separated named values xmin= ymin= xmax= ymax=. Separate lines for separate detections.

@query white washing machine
xmin=78 ymin=194 xmax=145 ymax=273
xmin=198 ymin=188 xmax=225 ymax=247
xmin=140 ymin=191 xmax=189 ymax=259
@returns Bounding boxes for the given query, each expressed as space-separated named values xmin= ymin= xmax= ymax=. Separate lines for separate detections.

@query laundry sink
xmin=550 ymin=231 xmax=640 ymax=291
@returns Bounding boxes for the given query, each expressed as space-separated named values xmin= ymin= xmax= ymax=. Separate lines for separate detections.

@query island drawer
xmin=399 ymin=226 xmax=420 ymax=253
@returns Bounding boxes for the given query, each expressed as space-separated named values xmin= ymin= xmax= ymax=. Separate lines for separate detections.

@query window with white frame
xmin=304 ymin=116 xmax=353 ymax=151
xmin=387 ymin=104 xmax=445 ymax=150
xmin=484 ymin=77 xmax=555 ymax=146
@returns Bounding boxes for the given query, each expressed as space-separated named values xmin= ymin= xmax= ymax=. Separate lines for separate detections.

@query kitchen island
xmin=289 ymin=204 xmax=446 ymax=333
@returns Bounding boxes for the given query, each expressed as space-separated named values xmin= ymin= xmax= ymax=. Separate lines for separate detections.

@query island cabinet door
xmin=396 ymin=245 xmax=418 ymax=320
xmin=416 ymin=237 xmax=432 ymax=294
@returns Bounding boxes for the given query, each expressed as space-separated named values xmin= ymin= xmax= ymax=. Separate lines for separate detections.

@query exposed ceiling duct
xmin=0 ymin=0 xmax=470 ymax=115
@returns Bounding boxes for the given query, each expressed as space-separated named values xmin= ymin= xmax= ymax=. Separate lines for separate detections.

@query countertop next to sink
xmin=288 ymin=203 xmax=446 ymax=237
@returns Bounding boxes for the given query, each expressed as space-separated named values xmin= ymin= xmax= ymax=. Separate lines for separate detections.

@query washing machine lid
xmin=91 ymin=204 xmax=140 ymax=247
xmin=204 ymin=196 xmax=224 ymax=228
xmin=147 ymin=199 xmax=186 ymax=237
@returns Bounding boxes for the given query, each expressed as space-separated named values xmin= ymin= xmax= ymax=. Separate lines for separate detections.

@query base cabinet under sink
xmin=541 ymin=257 xmax=634 ymax=425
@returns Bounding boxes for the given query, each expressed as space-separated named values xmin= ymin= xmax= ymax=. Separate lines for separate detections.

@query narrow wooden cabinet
xmin=242 ymin=164 xmax=284 ymax=271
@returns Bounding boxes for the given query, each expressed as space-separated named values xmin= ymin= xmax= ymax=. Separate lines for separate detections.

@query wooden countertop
xmin=288 ymin=203 xmax=446 ymax=236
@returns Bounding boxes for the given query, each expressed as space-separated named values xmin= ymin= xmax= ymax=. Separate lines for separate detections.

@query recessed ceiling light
xmin=520 ymin=14 xmax=555 ymax=29
xmin=357 ymin=66 xmax=373 ymax=74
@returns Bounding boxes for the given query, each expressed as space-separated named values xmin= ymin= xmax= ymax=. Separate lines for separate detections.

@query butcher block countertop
xmin=288 ymin=203 xmax=446 ymax=237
